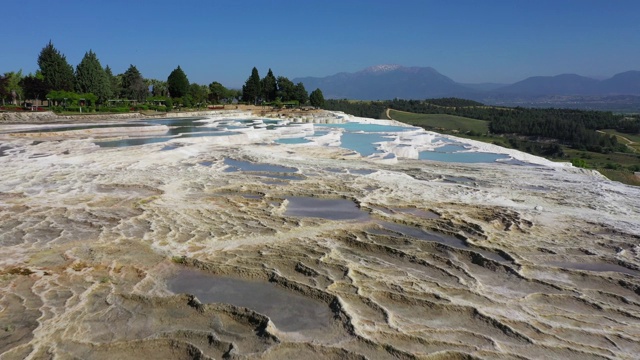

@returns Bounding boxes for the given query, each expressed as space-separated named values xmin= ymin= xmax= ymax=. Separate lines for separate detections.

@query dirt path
xmin=597 ymin=130 xmax=637 ymax=152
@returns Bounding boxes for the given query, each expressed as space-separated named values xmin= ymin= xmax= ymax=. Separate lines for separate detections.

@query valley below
xmin=0 ymin=110 xmax=639 ymax=359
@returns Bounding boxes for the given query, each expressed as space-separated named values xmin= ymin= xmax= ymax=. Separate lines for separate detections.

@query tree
xmin=167 ymin=65 xmax=189 ymax=98
xmin=121 ymin=65 xmax=148 ymax=101
xmin=189 ymin=83 xmax=209 ymax=107
xmin=20 ymin=72 xmax=47 ymax=101
xmin=294 ymin=82 xmax=308 ymax=104
xmin=309 ymin=88 xmax=325 ymax=108
xmin=37 ymin=41 xmax=75 ymax=92
xmin=75 ymin=50 xmax=111 ymax=103
xmin=147 ymin=79 xmax=168 ymax=97
xmin=1 ymin=71 xmax=23 ymax=104
xmin=276 ymin=76 xmax=295 ymax=101
xmin=104 ymin=65 xmax=120 ymax=99
xmin=261 ymin=68 xmax=277 ymax=102
xmin=208 ymin=81 xmax=228 ymax=103
xmin=0 ymin=75 xmax=8 ymax=104
xmin=242 ymin=67 xmax=261 ymax=104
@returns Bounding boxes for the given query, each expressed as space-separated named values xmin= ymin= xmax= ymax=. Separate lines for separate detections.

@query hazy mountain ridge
xmin=293 ymin=66 xmax=640 ymax=109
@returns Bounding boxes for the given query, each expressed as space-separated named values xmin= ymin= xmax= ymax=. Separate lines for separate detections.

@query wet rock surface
xmin=0 ymin=116 xmax=639 ymax=359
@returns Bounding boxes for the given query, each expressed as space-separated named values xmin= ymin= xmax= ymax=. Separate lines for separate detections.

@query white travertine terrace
xmin=0 ymin=110 xmax=638 ymax=359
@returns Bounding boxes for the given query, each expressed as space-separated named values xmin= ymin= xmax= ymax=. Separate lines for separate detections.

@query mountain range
xmin=293 ymin=65 xmax=640 ymax=110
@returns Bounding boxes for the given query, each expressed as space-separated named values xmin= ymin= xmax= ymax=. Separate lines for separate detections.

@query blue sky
xmin=2 ymin=0 xmax=639 ymax=88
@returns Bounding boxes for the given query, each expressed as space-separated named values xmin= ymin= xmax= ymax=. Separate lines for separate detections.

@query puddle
xmin=198 ymin=161 xmax=213 ymax=166
xmin=176 ymin=131 xmax=240 ymax=138
xmin=547 ymin=262 xmax=639 ymax=276
xmin=419 ymin=150 xmax=509 ymax=163
xmin=95 ymin=137 xmax=174 ymax=147
xmin=167 ymin=269 xmax=334 ymax=332
xmin=224 ymin=158 xmax=298 ymax=173
xmin=276 ymin=137 xmax=312 ymax=144
xmin=285 ymin=197 xmax=507 ymax=262
xmin=368 ymin=221 xmax=508 ymax=262
xmin=284 ymin=197 xmax=369 ymax=221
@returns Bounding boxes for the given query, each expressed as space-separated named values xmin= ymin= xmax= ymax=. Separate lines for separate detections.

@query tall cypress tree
xmin=167 ymin=65 xmax=189 ymax=98
xmin=75 ymin=50 xmax=111 ymax=103
xmin=242 ymin=67 xmax=261 ymax=105
xmin=37 ymin=41 xmax=75 ymax=92
xmin=261 ymin=68 xmax=277 ymax=102
xmin=104 ymin=65 xmax=120 ymax=99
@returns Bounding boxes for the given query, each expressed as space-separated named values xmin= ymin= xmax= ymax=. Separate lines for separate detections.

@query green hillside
xmin=388 ymin=109 xmax=489 ymax=134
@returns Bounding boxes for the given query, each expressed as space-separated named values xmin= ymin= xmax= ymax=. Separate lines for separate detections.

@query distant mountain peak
xmin=363 ymin=64 xmax=403 ymax=73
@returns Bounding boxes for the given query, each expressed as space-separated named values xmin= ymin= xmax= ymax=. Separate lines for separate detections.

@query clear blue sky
xmin=2 ymin=0 xmax=639 ymax=88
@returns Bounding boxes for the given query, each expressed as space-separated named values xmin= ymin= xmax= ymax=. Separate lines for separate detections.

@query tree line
xmin=1 ymin=41 xmax=325 ymax=111
xmin=241 ymin=67 xmax=324 ymax=107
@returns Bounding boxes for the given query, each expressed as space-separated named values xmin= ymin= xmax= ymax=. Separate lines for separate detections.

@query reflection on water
xmin=283 ymin=196 xmax=509 ymax=262
xmin=167 ymin=269 xmax=333 ymax=332
xmin=96 ymin=137 xmax=175 ymax=147
xmin=284 ymin=196 xmax=369 ymax=221
xmin=547 ymin=262 xmax=639 ymax=276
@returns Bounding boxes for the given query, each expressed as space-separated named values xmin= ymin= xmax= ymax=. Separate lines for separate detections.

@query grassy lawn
xmin=389 ymin=109 xmax=489 ymax=134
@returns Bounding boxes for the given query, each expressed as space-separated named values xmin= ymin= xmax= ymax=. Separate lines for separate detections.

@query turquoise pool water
xmin=419 ymin=150 xmax=509 ymax=163
xmin=276 ymin=137 xmax=312 ymax=144
xmin=340 ymin=133 xmax=390 ymax=156
xmin=316 ymin=123 xmax=416 ymax=132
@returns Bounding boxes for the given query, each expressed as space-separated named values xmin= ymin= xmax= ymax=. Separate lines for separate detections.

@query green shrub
xmin=571 ymin=158 xmax=589 ymax=168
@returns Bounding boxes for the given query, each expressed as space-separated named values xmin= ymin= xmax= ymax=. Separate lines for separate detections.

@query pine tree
xmin=294 ymin=82 xmax=308 ymax=105
xmin=121 ymin=65 xmax=148 ymax=101
xmin=242 ymin=67 xmax=261 ymax=105
xmin=75 ymin=50 xmax=111 ymax=103
xmin=37 ymin=41 xmax=75 ymax=92
xmin=309 ymin=88 xmax=325 ymax=108
xmin=261 ymin=69 xmax=277 ymax=102
xmin=167 ymin=66 xmax=189 ymax=98
xmin=104 ymin=65 xmax=120 ymax=99
xmin=276 ymin=76 xmax=295 ymax=101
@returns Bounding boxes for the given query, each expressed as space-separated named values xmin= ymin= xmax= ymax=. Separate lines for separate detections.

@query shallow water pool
xmin=167 ymin=269 xmax=334 ymax=332
xmin=419 ymin=150 xmax=509 ymax=163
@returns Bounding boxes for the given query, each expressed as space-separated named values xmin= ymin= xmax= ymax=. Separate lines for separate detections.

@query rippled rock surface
xmin=0 ymin=113 xmax=639 ymax=359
